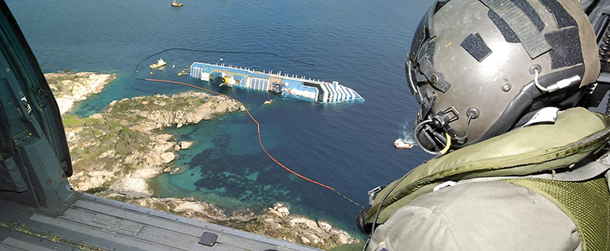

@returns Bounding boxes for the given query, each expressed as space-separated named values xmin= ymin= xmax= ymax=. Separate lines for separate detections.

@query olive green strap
xmin=456 ymin=159 xmax=610 ymax=185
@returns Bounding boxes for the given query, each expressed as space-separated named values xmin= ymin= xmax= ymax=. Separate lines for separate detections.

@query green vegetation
xmin=62 ymin=114 xmax=102 ymax=127
xmin=64 ymin=91 xmax=238 ymax=186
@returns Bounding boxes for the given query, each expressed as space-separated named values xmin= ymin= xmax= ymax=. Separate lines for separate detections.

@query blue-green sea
xmin=7 ymin=0 xmax=433 ymax=235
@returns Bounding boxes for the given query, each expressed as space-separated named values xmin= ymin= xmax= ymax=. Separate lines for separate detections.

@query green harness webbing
xmin=508 ymin=177 xmax=610 ymax=251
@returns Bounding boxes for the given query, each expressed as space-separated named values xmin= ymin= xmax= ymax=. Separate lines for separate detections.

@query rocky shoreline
xmin=118 ymin=197 xmax=354 ymax=249
xmin=64 ymin=91 xmax=244 ymax=198
xmin=45 ymin=71 xmax=116 ymax=115
xmin=45 ymin=72 xmax=357 ymax=249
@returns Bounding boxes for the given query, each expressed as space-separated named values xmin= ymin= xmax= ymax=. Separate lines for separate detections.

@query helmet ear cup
xmin=414 ymin=119 xmax=450 ymax=154
xmin=415 ymin=126 xmax=438 ymax=152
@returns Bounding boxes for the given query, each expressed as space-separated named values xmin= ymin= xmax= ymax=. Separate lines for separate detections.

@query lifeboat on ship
xmin=394 ymin=139 xmax=414 ymax=149
xmin=214 ymin=74 xmax=236 ymax=87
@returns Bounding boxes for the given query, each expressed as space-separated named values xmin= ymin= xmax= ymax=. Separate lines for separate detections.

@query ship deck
xmin=0 ymin=193 xmax=320 ymax=251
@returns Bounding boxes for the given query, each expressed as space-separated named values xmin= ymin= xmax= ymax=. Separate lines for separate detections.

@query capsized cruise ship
xmin=190 ymin=62 xmax=364 ymax=103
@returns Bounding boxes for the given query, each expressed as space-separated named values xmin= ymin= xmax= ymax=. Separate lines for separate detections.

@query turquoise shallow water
xmin=7 ymin=0 xmax=434 ymax=235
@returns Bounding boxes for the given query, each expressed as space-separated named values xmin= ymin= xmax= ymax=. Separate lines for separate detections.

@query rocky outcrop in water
xmin=63 ymin=91 xmax=243 ymax=197
xmin=245 ymin=203 xmax=356 ymax=249
xmin=45 ymin=72 xmax=116 ymax=115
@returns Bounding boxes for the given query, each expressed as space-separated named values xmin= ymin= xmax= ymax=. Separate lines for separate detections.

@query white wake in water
xmin=396 ymin=121 xmax=416 ymax=145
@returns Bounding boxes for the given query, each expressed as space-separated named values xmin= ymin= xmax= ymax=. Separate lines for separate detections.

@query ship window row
xmin=191 ymin=66 xmax=202 ymax=79
xmin=323 ymin=84 xmax=356 ymax=102
xmin=251 ymin=78 xmax=269 ymax=91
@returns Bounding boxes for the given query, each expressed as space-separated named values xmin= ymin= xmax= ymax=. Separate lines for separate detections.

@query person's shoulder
xmin=370 ymin=181 xmax=581 ymax=251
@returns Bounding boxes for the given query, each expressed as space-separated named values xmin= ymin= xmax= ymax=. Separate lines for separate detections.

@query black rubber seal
xmin=0 ymin=101 xmax=12 ymax=154
xmin=357 ymin=208 xmax=373 ymax=234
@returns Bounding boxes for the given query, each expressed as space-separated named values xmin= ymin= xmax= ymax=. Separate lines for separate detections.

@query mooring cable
xmin=139 ymin=77 xmax=365 ymax=210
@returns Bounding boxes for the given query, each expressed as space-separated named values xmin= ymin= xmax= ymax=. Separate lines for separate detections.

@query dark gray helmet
xmin=408 ymin=0 xmax=600 ymax=154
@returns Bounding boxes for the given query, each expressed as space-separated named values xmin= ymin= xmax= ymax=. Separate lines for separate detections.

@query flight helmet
xmin=407 ymin=0 xmax=600 ymax=154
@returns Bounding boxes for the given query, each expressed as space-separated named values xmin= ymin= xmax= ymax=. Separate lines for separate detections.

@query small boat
xmin=150 ymin=58 xmax=167 ymax=69
xmin=171 ymin=0 xmax=183 ymax=7
xmin=394 ymin=139 xmax=414 ymax=149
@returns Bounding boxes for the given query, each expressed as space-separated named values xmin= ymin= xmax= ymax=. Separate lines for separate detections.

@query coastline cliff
xmin=45 ymin=71 xmax=116 ymax=115
xmin=45 ymin=72 xmax=357 ymax=250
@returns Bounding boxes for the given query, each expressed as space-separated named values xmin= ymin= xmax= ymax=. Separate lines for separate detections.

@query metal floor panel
xmin=0 ymin=193 xmax=321 ymax=251
xmin=2 ymin=237 xmax=56 ymax=251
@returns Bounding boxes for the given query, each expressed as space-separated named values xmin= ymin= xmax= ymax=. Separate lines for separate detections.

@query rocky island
xmin=45 ymin=71 xmax=117 ymax=115
xmin=44 ymin=72 xmax=357 ymax=250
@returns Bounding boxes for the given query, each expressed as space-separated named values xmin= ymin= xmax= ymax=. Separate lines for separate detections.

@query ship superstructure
xmin=190 ymin=62 xmax=364 ymax=103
